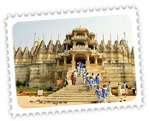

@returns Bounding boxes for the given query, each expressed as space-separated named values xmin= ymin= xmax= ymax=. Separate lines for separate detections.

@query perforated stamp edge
xmin=3 ymin=5 xmax=144 ymax=118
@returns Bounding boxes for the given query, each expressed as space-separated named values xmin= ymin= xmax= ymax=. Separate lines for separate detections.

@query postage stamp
xmin=4 ymin=6 xmax=143 ymax=117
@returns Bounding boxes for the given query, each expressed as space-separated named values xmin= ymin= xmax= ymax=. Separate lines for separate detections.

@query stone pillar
xmin=66 ymin=45 xmax=68 ymax=50
xmin=73 ymin=42 xmax=77 ymax=48
xmin=86 ymin=54 xmax=90 ymax=68
xmin=87 ymin=54 xmax=89 ymax=61
xmin=94 ymin=56 xmax=98 ymax=64
xmin=57 ymin=59 xmax=60 ymax=66
xmin=64 ymin=56 xmax=67 ymax=65
xmin=71 ymin=54 xmax=75 ymax=69
xmin=85 ymin=42 xmax=88 ymax=48
xmin=93 ymin=45 xmax=95 ymax=50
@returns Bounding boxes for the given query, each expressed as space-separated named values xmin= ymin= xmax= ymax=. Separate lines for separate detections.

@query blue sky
xmin=12 ymin=15 xmax=133 ymax=51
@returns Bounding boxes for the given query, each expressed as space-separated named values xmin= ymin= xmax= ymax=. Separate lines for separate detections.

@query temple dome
xmin=73 ymin=26 xmax=88 ymax=31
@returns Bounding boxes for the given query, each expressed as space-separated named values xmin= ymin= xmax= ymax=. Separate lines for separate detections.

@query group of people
xmin=71 ymin=70 xmax=111 ymax=103
xmin=83 ymin=72 xmax=111 ymax=103
xmin=71 ymin=71 xmax=78 ymax=85
xmin=76 ymin=62 xmax=86 ymax=75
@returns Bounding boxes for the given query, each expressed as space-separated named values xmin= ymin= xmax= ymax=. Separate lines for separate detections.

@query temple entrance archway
xmin=75 ymin=53 xmax=87 ymax=68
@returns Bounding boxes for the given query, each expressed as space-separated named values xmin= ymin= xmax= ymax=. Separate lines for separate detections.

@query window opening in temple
xmin=89 ymin=45 xmax=93 ymax=49
xmin=76 ymin=42 xmax=85 ymax=46
xmin=68 ymin=45 xmax=72 ymax=50
xmin=97 ymin=59 xmax=102 ymax=65
xmin=67 ymin=57 xmax=72 ymax=64
xmin=76 ymin=33 xmax=85 ymax=36
xmin=89 ymin=57 xmax=94 ymax=64
xmin=59 ymin=59 xmax=64 ymax=65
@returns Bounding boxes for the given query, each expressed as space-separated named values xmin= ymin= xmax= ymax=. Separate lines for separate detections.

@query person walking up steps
xmin=82 ymin=66 xmax=86 ymax=74
xmin=63 ymin=74 xmax=68 ymax=87
xmin=95 ymin=85 xmax=102 ymax=103
xmin=77 ymin=63 xmax=80 ymax=74
xmin=86 ymin=73 xmax=90 ymax=84
xmin=96 ymin=73 xmax=100 ymax=86
xmin=91 ymin=73 xmax=95 ymax=87
xmin=80 ymin=67 xmax=83 ymax=76
xmin=71 ymin=72 xmax=74 ymax=85
xmin=102 ymin=85 xmax=108 ymax=103
xmin=83 ymin=72 xmax=86 ymax=84
xmin=89 ymin=76 xmax=94 ymax=91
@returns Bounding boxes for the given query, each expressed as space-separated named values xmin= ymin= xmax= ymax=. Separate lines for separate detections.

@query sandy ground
xmin=17 ymin=95 xmax=136 ymax=109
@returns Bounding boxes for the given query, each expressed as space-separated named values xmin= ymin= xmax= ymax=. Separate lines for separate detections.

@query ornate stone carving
xmin=37 ymin=40 xmax=47 ymax=54
xmin=15 ymin=47 xmax=23 ymax=58
xmin=113 ymin=40 xmax=122 ymax=53
xmin=47 ymin=40 xmax=54 ymax=53
xmin=23 ymin=46 xmax=30 ymax=58
xmin=31 ymin=40 xmax=40 ymax=56
xmin=99 ymin=40 xmax=107 ymax=52
xmin=106 ymin=40 xmax=113 ymax=52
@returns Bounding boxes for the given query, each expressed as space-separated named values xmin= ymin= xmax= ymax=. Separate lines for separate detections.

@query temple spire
xmin=124 ymin=32 xmax=126 ymax=40
xmin=117 ymin=34 xmax=119 ymax=41
xmin=34 ymin=33 xmax=36 ymax=41
xmin=103 ymin=34 xmax=104 ymax=41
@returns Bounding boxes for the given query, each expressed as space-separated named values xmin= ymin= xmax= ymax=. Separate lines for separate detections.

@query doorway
xmin=75 ymin=54 xmax=86 ymax=68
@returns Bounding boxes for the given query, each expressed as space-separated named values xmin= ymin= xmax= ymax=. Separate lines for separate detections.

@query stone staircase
xmin=41 ymin=74 xmax=121 ymax=104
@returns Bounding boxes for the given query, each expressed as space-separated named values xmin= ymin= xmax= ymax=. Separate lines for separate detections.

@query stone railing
xmin=71 ymin=36 xmax=89 ymax=40
xmin=71 ymin=46 xmax=91 ymax=51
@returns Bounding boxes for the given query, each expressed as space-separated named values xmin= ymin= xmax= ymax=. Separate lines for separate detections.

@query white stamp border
xmin=4 ymin=6 xmax=144 ymax=117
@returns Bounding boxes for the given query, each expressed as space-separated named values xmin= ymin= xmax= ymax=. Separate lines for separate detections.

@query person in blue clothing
xmin=96 ymin=73 xmax=100 ymax=86
xmin=83 ymin=72 xmax=86 ymax=84
xmin=86 ymin=73 xmax=90 ymax=83
xmin=91 ymin=73 xmax=95 ymax=87
xmin=80 ymin=67 xmax=83 ymax=75
xmin=89 ymin=76 xmax=94 ymax=91
xmin=82 ymin=67 xmax=86 ymax=74
xmin=102 ymin=84 xmax=108 ymax=103
xmin=79 ymin=62 xmax=81 ymax=68
xmin=81 ymin=62 xmax=84 ymax=68
xmin=95 ymin=85 xmax=102 ymax=103
xmin=77 ymin=62 xmax=80 ymax=74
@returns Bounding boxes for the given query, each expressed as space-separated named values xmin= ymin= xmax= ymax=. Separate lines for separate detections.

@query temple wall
xmin=103 ymin=63 xmax=136 ymax=87
xmin=29 ymin=62 xmax=57 ymax=88
xmin=15 ymin=64 xmax=30 ymax=82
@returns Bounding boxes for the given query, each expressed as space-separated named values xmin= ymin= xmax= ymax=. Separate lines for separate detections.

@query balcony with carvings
xmin=71 ymin=35 xmax=89 ymax=40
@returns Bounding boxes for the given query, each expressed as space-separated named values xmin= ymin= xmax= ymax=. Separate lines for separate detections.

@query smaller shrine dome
xmin=73 ymin=26 xmax=88 ymax=32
